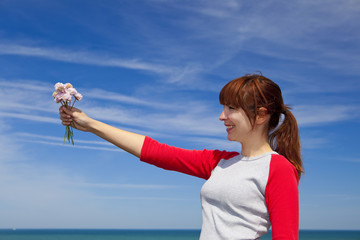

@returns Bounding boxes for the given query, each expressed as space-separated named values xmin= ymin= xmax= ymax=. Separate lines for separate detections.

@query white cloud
xmin=92 ymin=196 xmax=190 ymax=201
xmin=185 ymin=136 xmax=240 ymax=151
xmin=0 ymin=79 xmax=50 ymax=91
xmin=84 ymin=88 xmax=175 ymax=109
xmin=22 ymin=139 xmax=124 ymax=152
xmin=300 ymin=137 xmax=327 ymax=149
xmin=1 ymin=79 xmax=358 ymax=148
xmin=16 ymin=132 xmax=113 ymax=146
xmin=0 ymin=112 xmax=59 ymax=123
xmin=294 ymin=105 xmax=357 ymax=126
xmin=14 ymin=132 xmax=123 ymax=152
xmin=82 ymin=104 xmax=223 ymax=137
xmin=0 ymin=127 xmax=188 ymax=228
xmin=163 ymin=0 xmax=360 ymax=75
xmin=170 ymin=0 xmax=242 ymax=19
xmin=76 ymin=182 xmax=179 ymax=190
xmin=0 ymin=43 xmax=178 ymax=74
xmin=0 ymin=124 xmax=23 ymax=163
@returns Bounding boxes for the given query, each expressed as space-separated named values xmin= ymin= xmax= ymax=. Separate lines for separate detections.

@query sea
xmin=0 ymin=229 xmax=359 ymax=240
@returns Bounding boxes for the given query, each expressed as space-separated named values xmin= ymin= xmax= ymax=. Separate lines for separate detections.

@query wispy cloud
xmin=22 ymin=139 xmax=123 ymax=152
xmin=294 ymin=105 xmax=358 ymax=126
xmin=0 ymin=79 xmax=223 ymax=139
xmin=1 ymin=79 xmax=358 ymax=145
xmin=0 ymin=112 xmax=59 ymax=124
xmin=16 ymin=132 xmax=114 ymax=146
xmin=165 ymin=0 xmax=242 ymax=19
xmin=0 ymin=43 xmax=177 ymax=74
xmin=92 ymin=196 xmax=191 ymax=201
xmin=15 ymin=132 xmax=123 ymax=152
xmin=76 ymin=182 xmax=179 ymax=190
xmin=84 ymin=88 xmax=175 ymax=109
xmin=158 ymin=0 xmax=360 ymax=76
xmin=0 ymin=79 xmax=168 ymax=111
xmin=184 ymin=136 xmax=239 ymax=151
xmin=0 ymin=127 xmax=183 ymax=227
xmin=300 ymin=137 xmax=327 ymax=149
xmin=0 ymin=122 xmax=24 ymax=162
xmin=0 ymin=79 xmax=50 ymax=91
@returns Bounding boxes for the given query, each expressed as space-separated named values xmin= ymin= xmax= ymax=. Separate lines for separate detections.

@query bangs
xmin=219 ymin=77 xmax=252 ymax=110
xmin=219 ymin=75 xmax=261 ymax=126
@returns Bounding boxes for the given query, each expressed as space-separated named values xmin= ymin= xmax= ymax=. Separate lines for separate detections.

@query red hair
xmin=219 ymin=74 xmax=304 ymax=178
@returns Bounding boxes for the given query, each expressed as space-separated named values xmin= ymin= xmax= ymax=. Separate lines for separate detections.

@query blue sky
xmin=0 ymin=0 xmax=359 ymax=230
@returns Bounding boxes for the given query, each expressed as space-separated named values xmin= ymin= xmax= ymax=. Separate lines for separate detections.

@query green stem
xmin=61 ymin=100 xmax=76 ymax=145
xmin=71 ymin=99 xmax=76 ymax=109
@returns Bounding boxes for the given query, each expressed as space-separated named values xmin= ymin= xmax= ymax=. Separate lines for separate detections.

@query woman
xmin=60 ymin=73 xmax=303 ymax=239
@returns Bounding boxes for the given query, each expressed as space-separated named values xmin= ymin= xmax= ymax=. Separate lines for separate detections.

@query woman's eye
xmin=228 ymin=106 xmax=235 ymax=110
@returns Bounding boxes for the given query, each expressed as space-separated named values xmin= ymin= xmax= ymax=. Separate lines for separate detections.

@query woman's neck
xmin=240 ymin=136 xmax=273 ymax=157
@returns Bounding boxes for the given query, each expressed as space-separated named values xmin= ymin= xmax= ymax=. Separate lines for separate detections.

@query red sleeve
xmin=265 ymin=154 xmax=299 ymax=240
xmin=140 ymin=136 xmax=238 ymax=180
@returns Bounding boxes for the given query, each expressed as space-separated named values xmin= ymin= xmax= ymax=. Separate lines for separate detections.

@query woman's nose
xmin=219 ymin=110 xmax=226 ymax=121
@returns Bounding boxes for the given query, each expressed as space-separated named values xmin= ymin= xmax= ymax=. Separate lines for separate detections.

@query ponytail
xmin=269 ymin=106 xmax=304 ymax=179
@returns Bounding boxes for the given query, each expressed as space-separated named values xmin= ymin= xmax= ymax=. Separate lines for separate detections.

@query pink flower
xmin=55 ymin=97 xmax=61 ymax=103
xmin=52 ymin=82 xmax=83 ymax=145
xmin=64 ymin=83 xmax=73 ymax=89
xmin=54 ymin=91 xmax=64 ymax=103
xmin=67 ymin=87 xmax=78 ymax=95
xmin=53 ymin=82 xmax=83 ymax=103
xmin=61 ymin=92 xmax=72 ymax=102
xmin=74 ymin=92 xmax=83 ymax=101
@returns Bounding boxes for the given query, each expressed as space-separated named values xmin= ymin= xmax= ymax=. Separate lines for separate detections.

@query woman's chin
xmin=227 ymin=135 xmax=241 ymax=143
xmin=227 ymin=135 xmax=235 ymax=141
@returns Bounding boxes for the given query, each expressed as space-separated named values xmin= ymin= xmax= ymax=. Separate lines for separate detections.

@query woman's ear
xmin=256 ymin=107 xmax=269 ymax=125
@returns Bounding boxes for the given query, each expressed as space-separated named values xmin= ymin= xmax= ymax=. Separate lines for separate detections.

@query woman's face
xmin=219 ymin=105 xmax=253 ymax=143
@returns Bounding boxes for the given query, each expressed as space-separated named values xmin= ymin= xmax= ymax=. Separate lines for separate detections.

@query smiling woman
xmin=59 ymin=73 xmax=303 ymax=240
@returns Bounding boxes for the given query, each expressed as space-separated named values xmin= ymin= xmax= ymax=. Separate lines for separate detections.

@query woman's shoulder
xmin=211 ymin=149 xmax=240 ymax=160
xmin=269 ymin=154 xmax=299 ymax=180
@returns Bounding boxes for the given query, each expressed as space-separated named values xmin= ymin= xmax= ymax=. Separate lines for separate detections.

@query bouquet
xmin=53 ymin=82 xmax=83 ymax=145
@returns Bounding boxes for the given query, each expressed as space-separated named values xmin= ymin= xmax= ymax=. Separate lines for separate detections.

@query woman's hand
xmin=59 ymin=106 xmax=94 ymax=132
xmin=59 ymin=106 xmax=145 ymax=157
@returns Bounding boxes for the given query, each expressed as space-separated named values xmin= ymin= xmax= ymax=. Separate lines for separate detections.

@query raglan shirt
xmin=140 ymin=136 xmax=299 ymax=240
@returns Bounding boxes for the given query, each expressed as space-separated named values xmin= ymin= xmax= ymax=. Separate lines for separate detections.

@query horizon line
xmin=1 ymin=228 xmax=360 ymax=231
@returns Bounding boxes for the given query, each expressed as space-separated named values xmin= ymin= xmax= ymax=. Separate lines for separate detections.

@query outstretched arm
xmin=59 ymin=106 xmax=145 ymax=158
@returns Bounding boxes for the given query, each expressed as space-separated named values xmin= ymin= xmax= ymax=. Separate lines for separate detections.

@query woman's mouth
xmin=226 ymin=125 xmax=235 ymax=132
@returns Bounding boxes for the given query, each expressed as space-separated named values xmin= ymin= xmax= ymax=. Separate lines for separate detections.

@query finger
xmin=59 ymin=108 xmax=72 ymax=117
xmin=60 ymin=116 xmax=71 ymax=123
xmin=59 ymin=106 xmax=68 ymax=113
xmin=62 ymin=120 xmax=71 ymax=126
xmin=60 ymin=112 xmax=72 ymax=118
xmin=59 ymin=106 xmax=71 ymax=114
xmin=60 ymin=114 xmax=72 ymax=123
xmin=59 ymin=115 xmax=70 ymax=122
